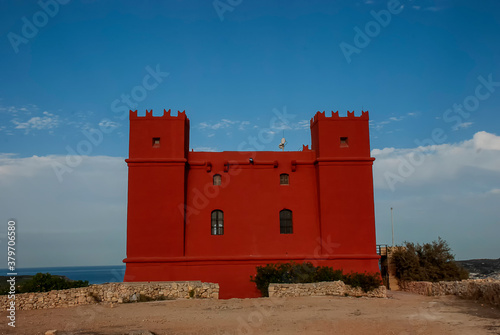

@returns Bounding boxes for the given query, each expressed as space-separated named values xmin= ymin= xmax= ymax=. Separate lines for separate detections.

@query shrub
xmin=251 ymin=262 xmax=381 ymax=297
xmin=18 ymin=273 xmax=89 ymax=293
xmin=314 ymin=266 xmax=344 ymax=282
xmin=342 ymin=272 xmax=381 ymax=293
xmin=250 ymin=262 xmax=315 ymax=296
xmin=391 ymin=237 xmax=469 ymax=283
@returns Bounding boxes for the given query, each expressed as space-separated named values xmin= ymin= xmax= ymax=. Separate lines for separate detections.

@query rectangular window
xmin=211 ymin=210 xmax=224 ymax=235
xmin=280 ymin=174 xmax=289 ymax=185
xmin=340 ymin=137 xmax=349 ymax=148
xmin=152 ymin=137 xmax=161 ymax=148
xmin=280 ymin=209 xmax=293 ymax=234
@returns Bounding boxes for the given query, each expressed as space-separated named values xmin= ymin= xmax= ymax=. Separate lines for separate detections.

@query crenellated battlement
xmin=310 ymin=110 xmax=369 ymax=126
xmin=130 ymin=109 xmax=188 ymax=119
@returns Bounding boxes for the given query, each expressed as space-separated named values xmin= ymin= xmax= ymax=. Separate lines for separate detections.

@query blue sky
xmin=0 ymin=0 xmax=499 ymax=267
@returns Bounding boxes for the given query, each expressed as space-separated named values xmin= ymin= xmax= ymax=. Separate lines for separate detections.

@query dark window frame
xmin=279 ymin=209 xmax=293 ymax=234
xmin=211 ymin=210 xmax=224 ymax=235
xmin=340 ymin=136 xmax=349 ymax=148
xmin=152 ymin=137 xmax=161 ymax=148
xmin=280 ymin=173 xmax=289 ymax=185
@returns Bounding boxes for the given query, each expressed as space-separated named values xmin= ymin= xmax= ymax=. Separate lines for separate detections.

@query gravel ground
xmin=1 ymin=291 xmax=499 ymax=335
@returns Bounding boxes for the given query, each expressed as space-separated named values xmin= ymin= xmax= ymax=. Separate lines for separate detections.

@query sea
xmin=0 ymin=265 xmax=126 ymax=284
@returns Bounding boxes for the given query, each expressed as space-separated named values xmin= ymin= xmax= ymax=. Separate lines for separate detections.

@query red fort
xmin=123 ymin=109 xmax=379 ymax=298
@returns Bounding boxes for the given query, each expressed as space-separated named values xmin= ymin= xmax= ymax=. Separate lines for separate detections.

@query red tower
xmin=126 ymin=109 xmax=189 ymax=261
xmin=311 ymin=111 xmax=377 ymax=268
xmin=124 ymin=109 xmax=379 ymax=298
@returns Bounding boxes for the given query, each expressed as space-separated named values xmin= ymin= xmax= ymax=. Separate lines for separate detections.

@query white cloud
xmin=198 ymin=119 xmax=258 ymax=135
xmin=98 ymin=119 xmax=120 ymax=130
xmin=263 ymin=129 xmax=276 ymax=136
xmin=473 ymin=131 xmax=500 ymax=151
xmin=11 ymin=111 xmax=60 ymax=133
xmin=452 ymin=121 xmax=473 ymax=130
xmin=371 ymin=113 xmax=419 ymax=131
xmin=198 ymin=119 xmax=246 ymax=130
xmin=371 ymin=147 xmax=395 ymax=156
xmin=294 ymin=120 xmax=310 ymax=130
xmin=487 ymin=188 xmax=500 ymax=195
xmin=372 ymin=131 xmax=500 ymax=260
xmin=238 ymin=121 xmax=250 ymax=131
xmin=0 ymin=104 xmax=38 ymax=115
xmin=0 ymin=154 xmax=127 ymax=267
xmin=266 ymin=119 xmax=308 ymax=131
xmin=372 ymin=131 xmax=500 ymax=190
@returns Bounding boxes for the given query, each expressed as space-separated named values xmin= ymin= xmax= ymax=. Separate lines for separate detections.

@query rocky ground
xmin=1 ymin=291 xmax=499 ymax=335
xmin=457 ymin=258 xmax=500 ymax=280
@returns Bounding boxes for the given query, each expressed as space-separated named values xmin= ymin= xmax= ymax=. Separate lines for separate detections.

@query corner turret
xmin=310 ymin=110 xmax=370 ymax=158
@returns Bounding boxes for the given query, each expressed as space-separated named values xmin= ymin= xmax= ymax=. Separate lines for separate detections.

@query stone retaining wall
xmin=268 ymin=281 xmax=387 ymax=298
xmin=400 ymin=279 xmax=500 ymax=306
xmin=1 ymin=281 xmax=219 ymax=311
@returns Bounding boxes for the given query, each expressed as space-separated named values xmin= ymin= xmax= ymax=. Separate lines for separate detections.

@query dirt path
xmin=1 ymin=291 xmax=499 ymax=335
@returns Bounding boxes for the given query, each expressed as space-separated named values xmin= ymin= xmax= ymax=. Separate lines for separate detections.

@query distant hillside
xmin=457 ymin=258 xmax=500 ymax=280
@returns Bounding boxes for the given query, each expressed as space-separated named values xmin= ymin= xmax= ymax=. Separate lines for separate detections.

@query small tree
xmin=391 ymin=237 xmax=469 ymax=283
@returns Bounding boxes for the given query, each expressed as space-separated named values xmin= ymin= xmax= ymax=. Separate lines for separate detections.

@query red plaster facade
xmin=123 ymin=109 xmax=379 ymax=298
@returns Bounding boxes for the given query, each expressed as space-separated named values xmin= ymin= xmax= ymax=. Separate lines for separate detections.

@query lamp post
xmin=391 ymin=207 xmax=394 ymax=247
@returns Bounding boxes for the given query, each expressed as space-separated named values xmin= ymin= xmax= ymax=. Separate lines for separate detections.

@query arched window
xmin=280 ymin=173 xmax=289 ymax=185
xmin=279 ymin=209 xmax=293 ymax=234
xmin=211 ymin=210 xmax=224 ymax=235
xmin=213 ymin=174 xmax=222 ymax=186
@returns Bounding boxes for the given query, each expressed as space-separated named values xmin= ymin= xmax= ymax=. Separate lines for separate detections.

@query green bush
xmin=342 ymin=272 xmax=381 ymax=293
xmin=392 ymin=237 xmax=469 ymax=283
xmin=250 ymin=261 xmax=381 ymax=297
xmin=18 ymin=273 xmax=89 ymax=293
xmin=313 ymin=266 xmax=343 ymax=282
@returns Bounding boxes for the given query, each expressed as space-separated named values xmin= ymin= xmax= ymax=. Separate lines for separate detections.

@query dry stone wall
xmin=1 ymin=281 xmax=219 ymax=311
xmin=400 ymin=279 xmax=500 ymax=306
xmin=268 ymin=281 xmax=387 ymax=298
